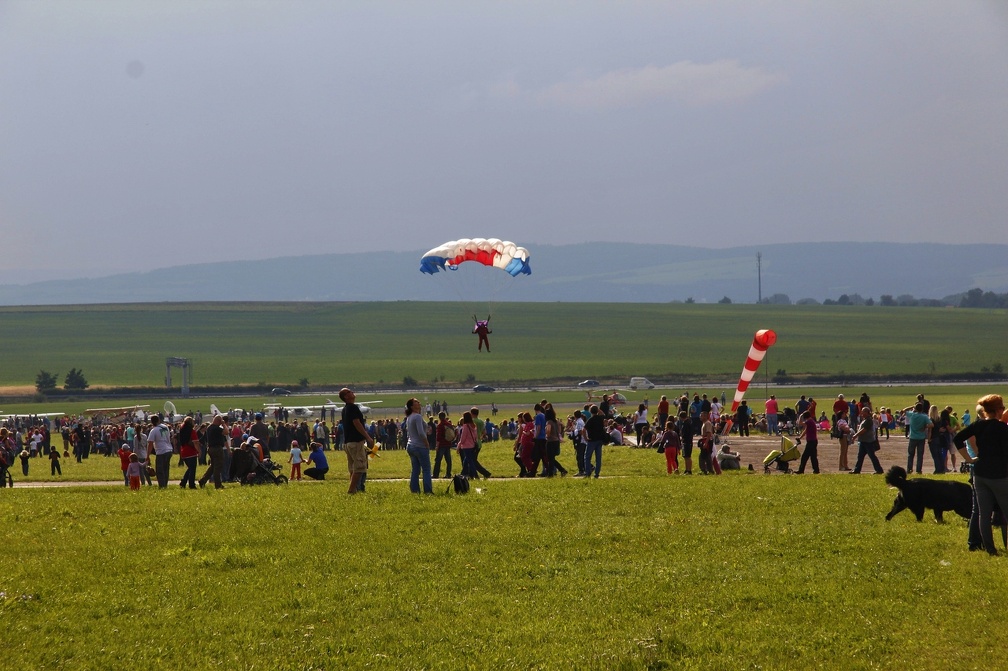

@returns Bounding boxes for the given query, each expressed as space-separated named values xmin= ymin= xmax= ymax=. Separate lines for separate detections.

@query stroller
xmin=243 ymin=459 xmax=289 ymax=486
xmin=763 ymin=436 xmax=801 ymax=474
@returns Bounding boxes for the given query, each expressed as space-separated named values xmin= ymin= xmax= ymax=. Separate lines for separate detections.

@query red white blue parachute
xmin=420 ymin=238 xmax=531 ymax=278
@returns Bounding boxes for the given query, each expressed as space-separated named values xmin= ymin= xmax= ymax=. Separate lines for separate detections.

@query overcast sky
xmin=2 ymin=1 xmax=1007 ymax=282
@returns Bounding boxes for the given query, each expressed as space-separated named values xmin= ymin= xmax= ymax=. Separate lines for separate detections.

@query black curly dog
xmin=884 ymin=466 xmax=972 ymax=522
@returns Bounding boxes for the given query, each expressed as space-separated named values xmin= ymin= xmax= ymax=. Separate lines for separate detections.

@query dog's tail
xmin=885 ymin=465 xmax=908 ymax=489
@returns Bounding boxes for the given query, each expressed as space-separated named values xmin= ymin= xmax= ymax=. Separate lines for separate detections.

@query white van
xmin=628 ymin=377 xmax=655 ymax=390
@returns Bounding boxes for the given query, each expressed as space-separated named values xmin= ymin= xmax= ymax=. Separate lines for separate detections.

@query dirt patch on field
xmin=0 ymin=386 xmax=38 ymax=395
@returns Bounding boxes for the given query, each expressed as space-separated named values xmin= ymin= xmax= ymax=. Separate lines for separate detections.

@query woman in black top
xmin=954 ymin=394 xmax=1008 ymax=554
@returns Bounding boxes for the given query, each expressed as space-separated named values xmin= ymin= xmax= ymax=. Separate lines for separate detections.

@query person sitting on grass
xmin=717 ymin=444 xmax=742 ymax=470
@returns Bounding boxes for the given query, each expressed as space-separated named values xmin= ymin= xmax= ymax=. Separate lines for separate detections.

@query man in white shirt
xmin=146 ymin=415 xmax=175 ymax=488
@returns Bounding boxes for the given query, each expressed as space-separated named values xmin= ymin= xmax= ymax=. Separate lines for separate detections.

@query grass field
xmin=3 ymin=302 xmax=1008 ymax=669
xmin=0 ymin=302 xmax=1005 ymax=389
xmin=3 ymin=462 xmax=1007 ymax=670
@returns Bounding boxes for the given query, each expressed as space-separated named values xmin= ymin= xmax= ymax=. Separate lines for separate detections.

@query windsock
xmin=721 ymin=329 xmax=777 ymax=435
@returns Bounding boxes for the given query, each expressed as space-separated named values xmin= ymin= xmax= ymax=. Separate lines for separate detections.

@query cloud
xmin=494 ymin=60 xmax=787 ymax=109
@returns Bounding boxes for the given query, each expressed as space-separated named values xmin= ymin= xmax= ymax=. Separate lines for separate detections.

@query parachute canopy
xmin=420 ymin=238 xmax=531 ymax=278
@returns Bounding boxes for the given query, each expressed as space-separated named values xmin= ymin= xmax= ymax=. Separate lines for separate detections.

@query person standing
xmin=146 ymin=415 xmax=174 ymax=489
xmin=404 ymin=398 xmax=433 ymax=494
xmin=249 ymin=413 xmax=271 ymax=459
xmin=288 ymin=440 xmax=303 ymax=481
xmin=632 ymin=403 xmax=649 ymax=446
xmin=655 ymin=395 xmax=670 ymax=431
xmin=850 ymin=406 xmax=884 ymax=474
xmin=339 ymin=387 xmax=375 ymax=494
xmin=927 ymin=405 xmax=949 ymax=474
xmin=530 ymin=403 xmax=547 ymax=476
xmin=677 ymin=410 xmax=695 ymax=475
xmin=901 ymin=402 xmax=932 ymax=474
xmin=544 ymin=404 xmax=567 ymax=477
xmin=198 ymin=414 xmax=227 ymax=489
xmin=49 ymin=445 xmax=62 ymax=477
xmin=765 ymin=395 xmax=780 ymax=436
xmin=954 ymin=394 xmax=1008 ymax=555
xmin=177 ymin=417 xmax=200 ymax=489
xmin=433 ymin=412 xmax=454 ymax=479
xmin=835 ymin=410 xmax=852 ymax=472
xmin=698 ymin=411 xmax=716 ymax=475
xmin=735 ymin=401 xmax=750 ymax=437
xmin=456 ymin=411 xmax=479 ymax=478
xmin=470 ymin=407 xmax=492 ymax=479
xmin=795 ymin=411 xmax=820 ymax=474
xmin=570 ymin=410 xmax=587 ymax=477
xmin=832 ymin=394 xmax=847 ymax=431
xmin=583 ymin=405 xmax=606 ymax=478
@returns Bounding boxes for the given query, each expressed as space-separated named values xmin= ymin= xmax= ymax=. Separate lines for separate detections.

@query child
xmin=19 ymin=449 xmax=30 ymax=477
xmin=658 ymin=421 xmax=681 ymax=475
xmin=117 ymin=442 xmax=133 ymax=487
xmin=50 ymin=446 xmax=62 ymax=477
xmin=125 ymin=453 xmax=143 ymax=491
xmin=288 ymin=439 xmax=303 ymax=481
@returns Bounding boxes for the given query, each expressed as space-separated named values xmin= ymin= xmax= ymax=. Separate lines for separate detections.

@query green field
xmin=4 ymin=301 xmax=1008 ymax=670
xmin=0 ymin=302 xmax=1005 ymax=390
xmin=2 ymin=466 xmax=1006 ymax=670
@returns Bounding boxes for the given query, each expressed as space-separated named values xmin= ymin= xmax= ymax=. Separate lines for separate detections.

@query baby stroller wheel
xmin=275 ymin=475 xmax=289 ymax=485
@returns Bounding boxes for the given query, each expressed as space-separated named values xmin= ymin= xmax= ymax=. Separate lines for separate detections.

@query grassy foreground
xmin=2 ymin=465 xmax=1007 ymax=669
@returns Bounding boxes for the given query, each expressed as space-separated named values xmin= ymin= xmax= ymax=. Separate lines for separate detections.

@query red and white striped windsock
xmin=729 ymin=329 xmax=777 ymax=414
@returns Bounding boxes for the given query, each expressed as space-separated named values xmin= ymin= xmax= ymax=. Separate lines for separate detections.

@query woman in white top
xmin=632 ymin=404 xmax=649 ymax=446
xmin=405 ymin=398 xmax=432 ymax=494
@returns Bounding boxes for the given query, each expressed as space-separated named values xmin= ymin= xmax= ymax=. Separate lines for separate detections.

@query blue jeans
xmin=907 ymin=439 xmax=925 ymax=474
xmin=585 ymin=440 xmax=603 ymax=478
xmin=767 ymin=415 xmax=779 ymax=435
xmin=407 ymin=446 xmax=433 ymax=494
xmin=460 ymin=448 xmax=477 ymax=478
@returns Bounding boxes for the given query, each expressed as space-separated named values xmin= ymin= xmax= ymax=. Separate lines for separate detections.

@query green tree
xmin=36 ymin=370 xmax=59 ymax=393
xmin=64 ymin=368 xmax=89 ymax=391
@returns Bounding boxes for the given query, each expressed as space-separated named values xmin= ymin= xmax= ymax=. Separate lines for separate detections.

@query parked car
xmin=472 ymin=384 xmax=496 ymax=393
xmin=270 ymin=388 xmax=292 ymax=396
xmin=577 ymin=379 xmax=600 ymax=388
xmin=628 ymin=377 xmax=655 ymax=390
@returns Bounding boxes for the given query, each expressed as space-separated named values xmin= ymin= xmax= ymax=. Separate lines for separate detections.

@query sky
xmin=2 ymin=1 xmax=1007 ymax=282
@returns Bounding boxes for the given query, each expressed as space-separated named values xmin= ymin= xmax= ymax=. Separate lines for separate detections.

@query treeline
xmin=756 ymin=287 xmax=1008 ymax=308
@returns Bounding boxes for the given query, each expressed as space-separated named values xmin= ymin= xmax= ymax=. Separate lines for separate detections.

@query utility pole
xmin=757 ymin=252 xmax=762 ymax=304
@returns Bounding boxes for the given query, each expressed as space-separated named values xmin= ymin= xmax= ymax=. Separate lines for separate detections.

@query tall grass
xmin=2 ymin=472 xmax=1006 ymax=670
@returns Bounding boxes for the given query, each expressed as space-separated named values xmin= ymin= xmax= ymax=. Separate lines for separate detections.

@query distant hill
xmin=2 ymin=242 xmax=1006 ymax=305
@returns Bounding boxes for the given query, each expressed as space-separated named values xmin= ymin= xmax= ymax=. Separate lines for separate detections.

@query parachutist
xmin=473 ymin=315 xmax=491 ymax=352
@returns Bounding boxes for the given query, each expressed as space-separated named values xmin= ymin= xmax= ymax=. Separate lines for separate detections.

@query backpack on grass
xmin=446 ymin=474 xmax=470 ymax=495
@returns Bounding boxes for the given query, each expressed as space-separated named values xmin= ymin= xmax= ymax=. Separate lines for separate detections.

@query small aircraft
xmin=1 ymin=411 xmax=67 ymax=421
xmin=83 ymin=404 xmax=150 ymax=422
xmin=163 ymin=402 xmax=225 ymax=423
xmin=584 ymin=390 xmax=629 ymax=406
xmin=264 ymin=398 xmax=382 ymax=419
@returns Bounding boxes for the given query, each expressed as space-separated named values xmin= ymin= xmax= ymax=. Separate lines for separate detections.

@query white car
xmin=628 ymin=377 xmax=655 ymax=390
